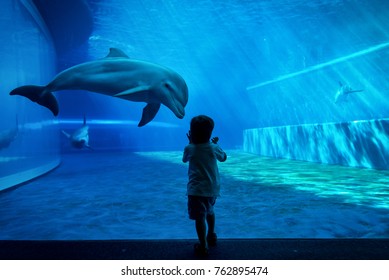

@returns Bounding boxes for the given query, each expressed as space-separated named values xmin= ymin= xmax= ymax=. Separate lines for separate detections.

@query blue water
xmin=0 ymin=0 xmax=387 ymax=147
xmin=1 ymin=151 xmax=388 ymax=240
xmin=59 ymin=0 xmax=389 ymax=147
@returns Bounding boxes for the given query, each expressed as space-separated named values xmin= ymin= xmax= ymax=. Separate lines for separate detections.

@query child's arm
xmin=218 ymin=149 xmax=227 ymax=162
xmin=183 ymin=131 xmax=192 ymax=163
xmin=186 ymin=130 xmax=192 ymax=144
xmin=182 ymin=149 xmax=189 ymax=162
xmin=212 ymin=137 xmax=227 ymax=162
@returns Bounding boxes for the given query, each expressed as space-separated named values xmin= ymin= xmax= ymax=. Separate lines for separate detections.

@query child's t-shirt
xmin=182 ymin=142 xmax=227 ymax=197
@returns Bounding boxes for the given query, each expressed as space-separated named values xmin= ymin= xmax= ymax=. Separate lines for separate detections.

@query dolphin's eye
xmin=164 ymin=82 xmax=172 ymax=90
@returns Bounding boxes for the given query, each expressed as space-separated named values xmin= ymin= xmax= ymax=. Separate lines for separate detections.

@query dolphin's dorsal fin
xmin=138 ymin=103 xmax=161 ymax=127
xmin=106 ymin=48 xmax=129 ymax=58
xmin=113 ymin=86 xmax=151 ymax=97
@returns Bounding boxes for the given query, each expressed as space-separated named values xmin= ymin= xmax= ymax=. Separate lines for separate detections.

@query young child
xmin=182 ymin=115 xmax=227 ymax=256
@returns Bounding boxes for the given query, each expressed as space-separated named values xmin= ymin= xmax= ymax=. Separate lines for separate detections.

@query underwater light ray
xmin=247 ymin=41 xmax=389 ymax=91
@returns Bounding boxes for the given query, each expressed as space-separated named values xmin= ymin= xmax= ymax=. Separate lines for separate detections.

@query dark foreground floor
xmin=1 ymin=239 xmax=389 ymax=260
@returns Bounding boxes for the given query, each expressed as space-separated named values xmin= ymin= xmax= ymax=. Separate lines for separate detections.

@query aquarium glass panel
xmin=0 ymin=0 xmax=60 ymax=191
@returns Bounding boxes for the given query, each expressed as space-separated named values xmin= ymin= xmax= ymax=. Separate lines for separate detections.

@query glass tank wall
xmin=0 ymin=0 xmax=60 ymax=191
xmin=55 ymin=0 xmax=389 ymax=153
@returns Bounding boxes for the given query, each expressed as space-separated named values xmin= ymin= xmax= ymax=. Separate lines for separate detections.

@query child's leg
xmin=206 ymin=213 xmax=217 ymax=246
xmin=206 ymin=213 xmax=215 ymax=237
xmin=195 ymin=217 xmax=208 ymax=249
xmin=206 ymin=197 xmax=217 ymax=245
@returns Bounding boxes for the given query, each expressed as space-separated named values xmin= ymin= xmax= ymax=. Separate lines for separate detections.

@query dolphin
xmin=10 ymin=48 xmax=189 ymax=127
xmin=334 ymin=81 xmax=363 ymax=103
xmin=0 ymin=116 xmax=18 ymax=150
xmin=62 ymin=115 xmax=91 ymax=149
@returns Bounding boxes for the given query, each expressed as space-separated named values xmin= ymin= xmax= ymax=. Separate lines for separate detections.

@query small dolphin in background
xmin=10 ymin=48 xmax=188 ymax=127
xmin=334 ymin=81 xmax=363 ymax=103
xmin=62 ymin=115 xmax=91 ymax=149
xmin=0 ymin=116 xmax=18 ymax=150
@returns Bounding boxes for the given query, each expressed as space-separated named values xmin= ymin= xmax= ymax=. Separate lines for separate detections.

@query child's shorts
xmin=188 ymin=195 xmax=217 ymax=220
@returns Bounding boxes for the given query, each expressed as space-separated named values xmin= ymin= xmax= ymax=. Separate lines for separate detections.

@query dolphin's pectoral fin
xmin=113 ymin=86 xmax=152 ymax=97
xmin=138 ymin=103 xmax=161 ymax=127
xmin=106 ymin=48 xmax=130 ymax=59
xmin=10 ymin=85 xmax=59 ymax=116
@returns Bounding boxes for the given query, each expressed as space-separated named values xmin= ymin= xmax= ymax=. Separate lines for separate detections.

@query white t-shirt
xmin=182 ymin=142 xmax=227 ymax=197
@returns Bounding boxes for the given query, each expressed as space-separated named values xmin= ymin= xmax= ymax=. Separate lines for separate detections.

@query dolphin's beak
xmin=161 ymin=79 xmax=187 ymax=119
xmin=161 ymin=95 xmax=184 ymax=119
xmin=172 ymin=96 xmax=185 ymax=119
xmin=165 ymin=89 xmax=186 ymax=119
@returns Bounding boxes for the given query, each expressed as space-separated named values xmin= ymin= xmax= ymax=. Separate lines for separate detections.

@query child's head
xmin=190 ymin=115 xmax=214 ymax=144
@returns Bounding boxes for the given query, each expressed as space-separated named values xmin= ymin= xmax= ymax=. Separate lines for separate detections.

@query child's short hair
xmin=190 ymin=115 xmax=214 ymax=144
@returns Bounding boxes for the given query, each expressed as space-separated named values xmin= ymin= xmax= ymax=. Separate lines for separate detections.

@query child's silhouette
xmin=182 ymin=115 xmax=227 ymax=256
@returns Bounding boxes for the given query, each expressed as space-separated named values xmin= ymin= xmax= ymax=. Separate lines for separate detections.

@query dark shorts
xmin=188 ymin=195 xmax=217 ymax=220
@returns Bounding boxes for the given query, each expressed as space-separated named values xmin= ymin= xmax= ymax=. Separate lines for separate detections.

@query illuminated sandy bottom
xmin=0 ymin=150 xmax=388 ymax=239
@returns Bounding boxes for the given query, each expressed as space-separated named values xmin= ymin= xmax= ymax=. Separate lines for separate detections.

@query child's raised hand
xmin=186 ymin=130 xmax=192 ymax=143
xmin=211 ymin=136 xmax=219 ymax=144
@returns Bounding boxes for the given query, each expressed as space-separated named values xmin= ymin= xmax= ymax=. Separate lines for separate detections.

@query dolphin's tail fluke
xmin=10 ymin=85 xmax=59 ymax=116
